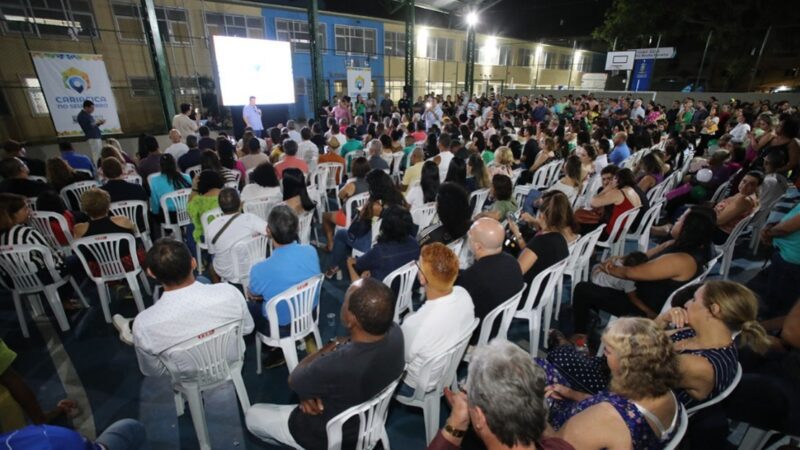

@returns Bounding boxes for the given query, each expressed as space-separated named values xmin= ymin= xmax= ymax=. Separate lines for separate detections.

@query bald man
xmin=164 ymin=128 xmax=189 ymax=161
xmin=608 ymin=131 xmax=630 ymax=166
xmin=456 ymin=218 xmax=525 ymax=343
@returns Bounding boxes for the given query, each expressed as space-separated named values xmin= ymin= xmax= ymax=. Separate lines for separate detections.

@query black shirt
xmin=19 ymin=156 xmax=46 ymax=177
xmin=522 ymin=138 xmax=540 ymax=168
xmin=288 ymin=324 xmax=405 ymax=450
xmin=101 ymin=179 xmax=148 ymax=203
xmin=523 ymin=232 xmax=568 ymax=298
xmin=311 ymin=134 xmax=326 ymax=153
xmin=197 ymin=137 xmax=216 ymax=151
xmin=0 ymin=178 xmax=50 ymax=197
xmin=178 ymin=148 xmax=202 ymax=172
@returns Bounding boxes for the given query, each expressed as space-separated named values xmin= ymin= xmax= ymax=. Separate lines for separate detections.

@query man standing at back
xmin=172 ymin=103 xmax=198 ymax=140
xmin=242 ymin=96 xmax=264 ymax=138
xmin=126 ymin=238 xmax=254 ymax=372
xmin=246 ymin=277 xmax=404 ymax=450
xmin=77 ymin=100 xmax=105 ymax=163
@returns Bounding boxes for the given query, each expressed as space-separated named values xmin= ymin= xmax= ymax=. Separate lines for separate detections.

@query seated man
xmin=1 ymin=420 xmax=146 ymax=450
xmin=427 ymin=340 xmax=573 ymax=450
xmin=401 ymin=243 xmax=475 ymax=394
xmin=115 ymin=238 xmax=253 ymax=369
xmin=456 ymin=218 xmax=524 ymax=343
xmin=205 ymin=188 xmax=268 ymax=282
xmin=246 ymin=278 xmax=404 ymax=450
xmin=247 ymin=205 xmax=320 ymax=365
xmin=0 ymin=157 xmax=49 ymax=198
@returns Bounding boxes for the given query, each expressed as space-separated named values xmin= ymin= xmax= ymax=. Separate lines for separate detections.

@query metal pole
xmin=465 ymin=26 xmax=476 ymax=96
xmin=404 ymin=0 xmax=415 ymax=101
xmin=612 ymin=37 xmax=617 ymax=52
xmin=695 ymin=30 xmax=713 ymax=91
xmin=141 ymin=0 xmax=175 ymax=130
xmin=748 ymin=26 xmax=771 ymax=91
xmin=650 ymin=34 xmax=662 ymax=80
xmin=567 ymin=39 xmax=576 ymax=89
xmin=309 ymin=0 xmax=325 ymax=119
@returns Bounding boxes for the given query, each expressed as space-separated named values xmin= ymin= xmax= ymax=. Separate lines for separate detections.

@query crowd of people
xmin=0 ymin=90 xmax=799 ymax=449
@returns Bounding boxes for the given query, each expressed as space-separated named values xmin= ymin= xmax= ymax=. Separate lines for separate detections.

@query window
xmin=426 ymin=37 xmax=454 ymax=61
xmin=21 ymin=76 xmax=48 ymax=116
xmin=542 ymin=51 xmax=556 ymax=69
xmin=129 ymin=77 xmax=158 ymax=97
xmin=517 ymin=48 xmax=533 ymax=66
xmin=111 ymin=3 xmax=191 ymax=44
xmin=171 ymin=77 xmax=199 ymax=96
xmin=294 ymin=78 xmax=307 ymax=96
xmin=334 ymin=25 xmax=376 ymax=56
xmin=384 ymin=31 xmax=406 ymax=57
xmin=0 ymin=0 xmax=98 ymax=38
xmin=557 ymin=53 xmax=573 ymax=70
xmin=205 ymin=12 xmax=264 ymax=40
xmin=477 ymin=46 xmax=498 ymax=66
xmin=275 ymin=19 xmax=326 ymax=52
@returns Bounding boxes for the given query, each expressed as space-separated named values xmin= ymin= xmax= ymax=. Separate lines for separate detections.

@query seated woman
xmin=73 ymin=188 xmax=144 ymax=276
xmin=96 ymin=145 xmax=136 ymax=181
xmin=201 ymin=149 xmax=238 ymax=185
xmin=418 ymin=182 xmax=471 ymax=247
xmin=325 ymin=170 xmax=408 ymax=278
xmin=507 ymin=191 xmax=571 ymax=297
xmin=635 ymin=152 xmax=666 ymax=193
xmin=577 ymin=168 xmax=643 ymax=237
xmin=443 ymin=157 xmax=468 ymax=190
xmin=543 ymin=318 xmax=682 ymax=449
xmin=346 ymin=205 xmax=420 ymax=282
xmin=46 ymin=157 xmax=93 ymax=192
xmin=488 ymin=146 xmax=514 ymax=178
xmin=664 ymin=150 xmax=734 ymax=220
xmin=575 ymin=143 xmax=597 ymax=181
xmin=571 ymin=205 xmax=716 ymax=347
xmin=281 ymin=168 xmax=316 ymax=216
xmin=475 ymin=174 xmax=517 ymax=221
xmin=187 ymin=170 xmax=224 ymax=249
xmin=218 ymin=139 xmax=247 ymax=189
xmin=465 ymin=153 xmax=491 ymax=193
xmin=523 ymin=155 xmax=583 ymax=214
xmin=529 ymin=136 xmax=557 ymax=173
xmin=240 ymin=162 xmax=281 ymax=204
xmin=405 ymin=161 xmax=439 ymax=210
xmin=322 ymin=157 xmax=370 ymax=252
xmin=514 ymin=191 xmax=579 ymax=246
xmin=149 ymin=154 xmax=192 ymax=221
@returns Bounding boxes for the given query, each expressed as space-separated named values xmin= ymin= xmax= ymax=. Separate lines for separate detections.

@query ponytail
xmin=738 ymin=320 xmax=771 ymax=354
xmin=702 ymin=280 xmax=771 ymax=354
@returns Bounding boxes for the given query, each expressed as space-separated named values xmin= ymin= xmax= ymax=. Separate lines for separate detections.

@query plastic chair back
xmin=469 ymin=188 xmax=490 ymax=218
xmin=160 ymin=321 xmax=246 ymax=388
xmin=298 ymin=211 xmax=314 ymax=245
xmin=710 ymin=180 xmax=731 ymax=204
xmin=109 ymin=200 xmax=151 ymax=246
xmin=410 ymin=202 xmax=437 ymax=232
xmin=716 ymin=210 xmax=758 ymax=279
xmin=513 ymin=184 xmax=533 ymax=207
xmin=71 ymin=233 xmax=141 ymax=282
xmin=264 ymin=274 xmax=324 ymax=342
xmin=345 ymin=192 xmax=370 ymax=228
xmin=60 ymin=180 xmax=100 ymax=211
xmin=28 ymin=211 xmax=73 ymax=255
xmin=225 ymin=234 xmax=270 ymax=286
xmin=0 ymin=244 xmax=60 ymax=293
xmin=475 ymin=285 xmax=526 ymax=346
xmin=319 ymin=162 xmax=345 ymax=187
xmin=160 ymin=188 xmax=193 ymax=233
xmin=382 ymin=261 xmax=419 ymax=322
xmin=122 ymin=174 xmax=142 ymax=185
xmin=663 ymin=403 xmax=689 ymax=450
xmin=243 ymin=197 xmax=282 ymax=222
xmin=627 ymin=200 xmax=664 ymax=252
xmin=185 ymin=165 xmax=202 ymax=180
xmin=686 ymin=363 xmax=743 ymax=417
xmin=599 ymin=206 xmax=641 ymax=257
xmin=326 ymin=377 xmax=402 ymax=450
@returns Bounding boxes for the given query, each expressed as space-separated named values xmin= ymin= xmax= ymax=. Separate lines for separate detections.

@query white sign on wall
xmin=581 ymin=73 xmax=608 ymax=90
xmin=604 ymin=51 xmax=636 ymax=71
xmin=347 ymin=67 xmax=372 ymax=98
xmin=31 ymin=51 xmax=122 ymax=137
xmin=634 ymin=47 xmax=677 ymax=60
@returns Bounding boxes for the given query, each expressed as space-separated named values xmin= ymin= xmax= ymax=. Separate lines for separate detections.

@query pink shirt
xmin=274 ymin=155 xmax=309 ymax=179
xmin=332 ymin=105 xmax=352 ymax=124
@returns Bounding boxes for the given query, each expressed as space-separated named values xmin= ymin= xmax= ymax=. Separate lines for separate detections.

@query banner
xmin=346 ymin=67 xmax=372 ymax=99
xmin=631 ymin=58 xmax=655 ymax=91
xmin=31 ymin=52 xmax=122 ymax=137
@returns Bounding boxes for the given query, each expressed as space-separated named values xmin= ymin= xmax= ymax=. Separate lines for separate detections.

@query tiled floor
xmin=0 ymin=238 xmax=765 ymax=449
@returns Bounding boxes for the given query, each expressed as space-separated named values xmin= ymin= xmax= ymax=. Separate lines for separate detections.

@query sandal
xmin=324 ymin=267 xmax=340 ymax=279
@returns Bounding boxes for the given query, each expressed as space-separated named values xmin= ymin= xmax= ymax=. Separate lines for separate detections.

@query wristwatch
xmin=444 ymin=422 xmax=467 ymax=438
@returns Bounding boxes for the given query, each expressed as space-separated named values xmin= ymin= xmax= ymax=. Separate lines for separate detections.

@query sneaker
xmin=262 ymin=348 xmax=286 ymax=369
xmin=112 ymin=314 xmax=134 ymax=345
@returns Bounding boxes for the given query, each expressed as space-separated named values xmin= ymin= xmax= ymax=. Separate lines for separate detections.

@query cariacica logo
xmin=355 ymin=76 xmax=365 ymax=90
xmin=62 ymin=67 xmax=91 ymax=94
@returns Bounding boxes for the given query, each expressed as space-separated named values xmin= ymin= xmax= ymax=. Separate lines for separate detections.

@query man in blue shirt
xmin=58 ymin=141 xmax=95 ymax=176
xmin=608 ymin=132 xmax=631 ymax=166
xmin=242 ymin=96 xmax=264 ymax=138
xmin=76 ymin=100 xmax=104 ymax=163
xmin=248 ymin=205 xmax=320 ymax=365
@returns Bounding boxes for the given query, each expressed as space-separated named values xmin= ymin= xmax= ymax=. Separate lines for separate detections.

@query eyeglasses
xmin=415 ymin=260 xmax=428 ymax=280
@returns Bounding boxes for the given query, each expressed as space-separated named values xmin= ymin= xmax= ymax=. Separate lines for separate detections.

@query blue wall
xmin=260 ymin=7 xmax=385 ymax=120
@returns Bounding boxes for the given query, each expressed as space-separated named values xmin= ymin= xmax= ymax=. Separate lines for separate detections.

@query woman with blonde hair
xmin=489 ymin=146 xmax=514 ymax=178
xmin=530 ymin=136 xmax=557 ymax=173
xmin=542 ymin=317 xmax=682 ymax=449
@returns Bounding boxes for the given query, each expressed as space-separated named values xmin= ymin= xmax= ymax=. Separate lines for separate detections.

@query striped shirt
xmin=671 ymin=329 xmax=738 ymax=408
xmin=0 ymin=224 xmax=63 ymax=267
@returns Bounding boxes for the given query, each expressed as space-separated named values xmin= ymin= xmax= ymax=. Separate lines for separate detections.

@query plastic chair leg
xmin=12 ymin=292 xmax=29 ymax=338
xmin=529 ymin=310 xmax=542 ymax=355
xmin=184 ymin=388 xmax=211 ymax=450
xmin=423 ymin=394 xmax=441 ymax=444
xmin=543 ymin=303 xmax=553 ymax=349
xmin=230 ymin=368 xmax=251 ymax=412
xmin=174 ymin=392 xmax=185 ymax=416
xmin=255 ymin=334 xmax=263 ymax=375
xmin=97 ymin=282 xmax=112 ymax=323
xmin=69 ymin=277 xmax=90 ymax=308
xmin=126 ymin=275 xmax=146 ymax=313
xmin=280 ymin=339 xmax=300 ymax=373
xmin=138 ymin=271 xmax=152 ymax=296
xmin=45 ymin=286 xmax=70 ymax=332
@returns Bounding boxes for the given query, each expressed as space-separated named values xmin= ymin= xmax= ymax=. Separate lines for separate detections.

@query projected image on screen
xmin=212 ymin=36 xmax=295 ymax=106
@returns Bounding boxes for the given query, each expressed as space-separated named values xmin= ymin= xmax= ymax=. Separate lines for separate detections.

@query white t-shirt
xmin=594 ymin=154 xmax=609 ymax=174
xmin=438 ymin=151 xmax=454 ymax=181
xmin=288 ymin=130 xmax=303 ymax=143
xmin=401 ymin=286 xmax=474 ymax=391
xmin=298 ymin=140 xmax=319 ymax=169
xmin=165 ymin=142 xmax=189 ymax=161
xmin=240 ymin=185 xmax=282 ymax=204
xmin=206 ymin=213 xmax=268 ymax=281
xmin=729 ymin=123 xmax=751 ymax=143
xmin=405 ymin=185 xmax=425 ymax=209
xmin=171 ymin=114 xmax=198 ymax=140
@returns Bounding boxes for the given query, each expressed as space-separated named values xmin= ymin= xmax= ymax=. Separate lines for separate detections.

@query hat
xmin=327 ymin=137 xmax=341 ymax=149
xmin=3 ymin=139 xmax=24 ymax=154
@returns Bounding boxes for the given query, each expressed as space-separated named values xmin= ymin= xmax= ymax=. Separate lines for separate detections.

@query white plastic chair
xmin=473 ymin=284 xmax=526 ymax=348
xmin=298 ymin=211 xmax=314 ymax=245
xmin=71 ymin=233 xmax=148 ymax=323
xmin=326 ymin=376 xmax=402 ymax=450
xmin=122 ymin=174 xmax=142 ymax=185
xmin=28 ymin=210 xmax=74 ymax=256
xmin=595 ymin=206 xmax=641 ymax=259
xmin=255 ymin=274 xmax=324 ymax=374
xmin=345 ymin=150 xmax=366 ymax=177
xmin=554 ymin=227 xmax=603 ymax=322
xmin=410 ymin=202 xmax=437 ymax=233
xmin=395 ymin=318 xmax=480 ymax=444
xmin=686 ymin=363 xmax=743 ymax=417
xmin=318 ymin=162 xmax=345 ymax=209
xmin=109 ymin=200 xmax=153 ymax=250
xmin=513 ymin=184 xmax=534 ymax=207
xmin=715 ymin=211 xmax=758 ymax=280
xmin=159 ymin=320 xmax=250 ymax=450
xmin=344 ymin=192 xmax=371 ymax=228
xmin=197 ymin=208 xmax=223 ymax=273
xmin=544 ymin=160 xmax=564 ymax=187
xmin=382 ymin=260 xmax=419 ymax=322
xmin=390 ymin=152 xmax=405 ymax=183
xmin=749 ymin=197 xmax=781 ymax=255
xmin=0 ymin=244 xmax=88 ymax=337
xmin=29 ymin=175 xmax=48 ymax=183
xmin=74 ymin=168 xmax=94 ymax=178
xmin=469 ymin=188 xmax=490 ymax=219
xmin=159 ymin=188 xmax=193 ymax=240
xmin=185 ymin=165 xmax=202 ymax=180
xmin=626 ymin=200 xmax=664 ymax=252
xmin=514 ymin=258 xmax=568 ymax=354
xmin=217 ymin=234 xmax=270 ymax=289
xmin=242 ymin=197 xmax=282 ymax=223
xmin=60 ymin=180 xmax=100 ymax=211
xmin=710 ymin=180 xmax=731 ymax=205
xmin=446 ymin=238 xmax=464 ymax=257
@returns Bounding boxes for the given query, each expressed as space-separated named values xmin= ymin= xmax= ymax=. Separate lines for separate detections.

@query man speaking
xmin=77 ymin=100 xmax=105 ymax=163
xmin=243 ymin=96 xmax=264 ymax=138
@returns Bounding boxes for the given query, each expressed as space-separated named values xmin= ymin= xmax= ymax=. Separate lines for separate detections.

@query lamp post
xmin=464 ymin=11 xmax=477 ymax=97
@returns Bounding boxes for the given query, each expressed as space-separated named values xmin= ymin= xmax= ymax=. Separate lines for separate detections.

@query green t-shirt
xmin=491 ymin=198 xmax=519 ymax=219
xmin=482 ymin=150 xmax=495 ymax=166
xmin=187 ymin=195 xmax=220 ymax=242
xmin=340 ymin=139 xmax=365 ymax=171
xmin=401 ymin=145 xmax=415 ymax=168
xmin=0 ymin=339 xmax=17 ymax=375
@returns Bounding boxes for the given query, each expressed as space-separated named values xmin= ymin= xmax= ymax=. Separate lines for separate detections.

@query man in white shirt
xmin=206 ymin=188 xmax=269 ymax=282
xmin=400 ymin=243 xmax=474 ymax=393
xmin=171 ymin=103 xmax=198 ymax=140
xmin=423 ymin=97 xmax=443 ymax=131
xmin=297 ymin=127 xmax=319 ymax=173
xmin=631 ymin=99 xmax=646 ymax=121
xmin=434 ymin=133 xmax=454 ymax=181
xmin=286 ymin=120 xmax=303 ymax=143
xmin=164 ymin=129 xmax=189 ymax=161
xmin=113 ymin=238 xmax=254 ymax=375
xmin=242 ymin=96 xmax=264 ymax=138
xmin=729 ymin=111 xmax=751 ymax=144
